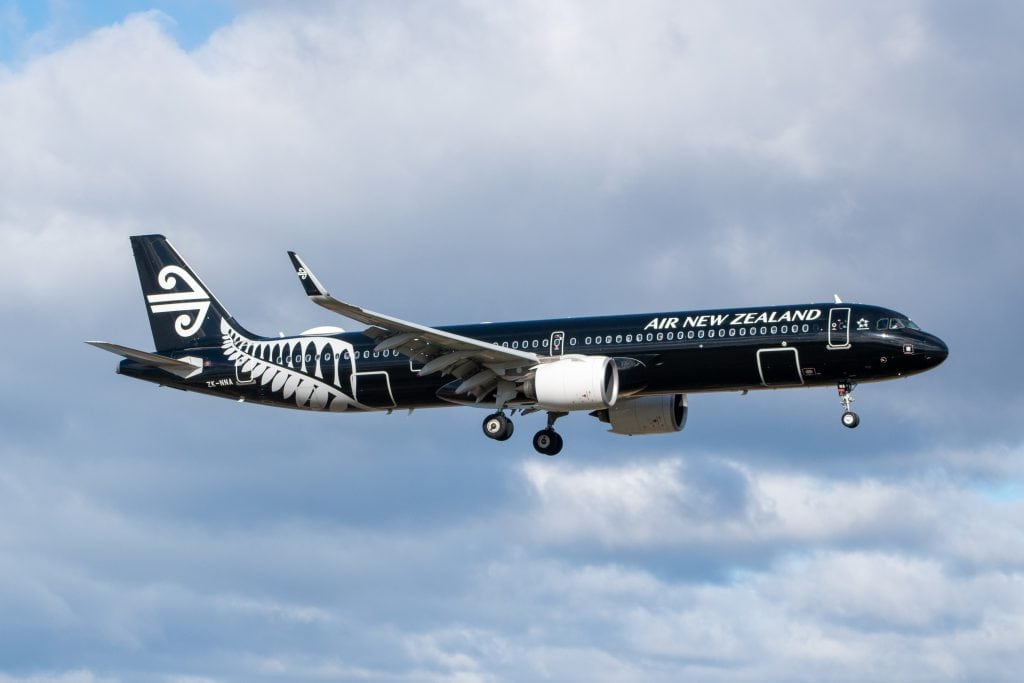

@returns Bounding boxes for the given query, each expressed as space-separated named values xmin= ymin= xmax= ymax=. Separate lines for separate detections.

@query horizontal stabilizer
xmin=85 ymin=341 xmax=203 ymax=379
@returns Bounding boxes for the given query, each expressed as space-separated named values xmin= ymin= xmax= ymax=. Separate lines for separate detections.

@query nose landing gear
xmin=838 ymin=382 xmax=860 ymax=428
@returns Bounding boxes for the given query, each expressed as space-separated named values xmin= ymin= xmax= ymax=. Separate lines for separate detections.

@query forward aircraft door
xmin=828 ymin=308 xmax=851 ymax=349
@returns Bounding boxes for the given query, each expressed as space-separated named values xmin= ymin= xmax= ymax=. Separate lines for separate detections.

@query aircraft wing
xmin=287 ymin=252 xmax=539 ymax=403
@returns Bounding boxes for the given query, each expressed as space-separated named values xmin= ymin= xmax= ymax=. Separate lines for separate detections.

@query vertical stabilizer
xmin=131 ymin=234 xmax=252 ymax=352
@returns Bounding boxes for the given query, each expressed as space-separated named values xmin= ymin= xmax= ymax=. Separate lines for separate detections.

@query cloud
xmin=1 ymin=1 xmax=1023 ymax=682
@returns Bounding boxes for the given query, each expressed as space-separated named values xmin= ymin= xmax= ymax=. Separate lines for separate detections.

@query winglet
xmin=288 ymin=251 xmax=329 ymax=298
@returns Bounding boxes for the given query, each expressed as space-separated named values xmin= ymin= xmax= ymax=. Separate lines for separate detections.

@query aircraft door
xmin=549 ymin=331 xmax=565 ymax=356
xmin=235 ymin=362 xmax=255 ymax=385
xmin=828 ymin=307 xmax=851 ymax=349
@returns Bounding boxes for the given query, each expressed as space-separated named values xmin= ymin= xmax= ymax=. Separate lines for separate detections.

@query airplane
xmin=88 ymin=235 xmax=948 ymax=455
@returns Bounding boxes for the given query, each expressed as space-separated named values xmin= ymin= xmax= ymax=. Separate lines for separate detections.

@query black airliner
xmin=89 ymin=235 xmax=948 ymax=455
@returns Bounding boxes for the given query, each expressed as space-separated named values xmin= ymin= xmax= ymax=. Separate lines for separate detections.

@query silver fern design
xmin=220 ymin=320 xmax=358 ymax=411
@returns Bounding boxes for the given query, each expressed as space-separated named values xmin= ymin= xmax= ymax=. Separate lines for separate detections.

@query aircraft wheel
xmin=496 ymin=419 xmax=514 ymax=441
xmin=483 ymin=413 xmax=513 ymax=440
xmin=841 ymin=411 xmax=860 ymax=429
xmin=533 ymin=428 xmax=563 ymax=456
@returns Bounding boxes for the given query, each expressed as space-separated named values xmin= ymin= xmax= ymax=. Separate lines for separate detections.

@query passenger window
xmin=688 ymin=330 xmax=695 ymax=339
xmin=569 ymin=338 xmax=577 ymax=346
xmin=698 ymin=330 xmax=705 ymax=339
xmin=739 ymin=328 xmax=746 ymax=336
xmin=616 ymin=335 xmax=622 ymax=343
xmin=605 ymin=335 xmax=612 ymax=344
xmin=512 ymin=341 xmax=518 ymax=349
xmin=770 ymin=326 xmax=778 ymax=335
xmin=729 ymin=328 xmax=736 ymax=337
xmin=543 ymin=339 xmax=549 ymax=348
xmin=667 ymin=332 xmax=674 ymax=340
xmin=626 ymin=334 xmax=633 ymax=342
xmin=656 ymin=332 xmax=663 ymax=341
xmin=532 ymin=340 xmax=539 ymax=348
xmin=646 ymin=333 xmax=653 ymax=342
xmin=760 ymin=327 xmax=767 ymax=335
xmin=802 ymin=324 xmax=809 ymax=333
xmin=585 ymin=337 xmax=591 ymax=345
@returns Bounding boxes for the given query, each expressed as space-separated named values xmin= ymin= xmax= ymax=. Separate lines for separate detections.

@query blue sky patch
xmin=0 ymin=0 xmax=236 ymax=63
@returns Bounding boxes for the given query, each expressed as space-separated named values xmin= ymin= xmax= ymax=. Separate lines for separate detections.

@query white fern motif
xmin=220 ymin=320 xmax=357 ymax=411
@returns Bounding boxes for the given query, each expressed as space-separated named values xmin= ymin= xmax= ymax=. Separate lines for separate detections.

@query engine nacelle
xmin=529 ymin=355 xmax=619 ymax=411
xmin=594 ymin=394 xmax=687 ymax=435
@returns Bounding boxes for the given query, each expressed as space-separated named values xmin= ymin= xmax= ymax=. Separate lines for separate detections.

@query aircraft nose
xmin=924 ymin=334 xmax=949 ymax=366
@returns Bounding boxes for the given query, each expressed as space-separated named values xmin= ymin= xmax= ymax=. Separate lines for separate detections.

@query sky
xmin=1 ymin=1 xmax=1023 ymax=681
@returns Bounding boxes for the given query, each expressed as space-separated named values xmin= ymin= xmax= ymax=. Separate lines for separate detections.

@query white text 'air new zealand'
xmin=89 ymin=235 xmax=948 ymax=455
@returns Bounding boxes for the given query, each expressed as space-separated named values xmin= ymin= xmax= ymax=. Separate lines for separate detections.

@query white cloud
xmin=519 ymin=455 xmax=968 ymax=548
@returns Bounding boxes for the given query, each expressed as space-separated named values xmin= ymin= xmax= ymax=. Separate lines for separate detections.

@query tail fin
xmin=131 ymin=234 xmax=252 ymax=351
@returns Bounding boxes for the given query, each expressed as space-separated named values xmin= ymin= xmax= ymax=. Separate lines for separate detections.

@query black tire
xmin=533 ymin=428 xmax=563 ymax=456
xmin=483 ymin=413 xmax=510 ymax=440
xmin=496 ymin=419 xmax=514 ymax=441
xmin=841 ymin=411 xmax=860 ymax=429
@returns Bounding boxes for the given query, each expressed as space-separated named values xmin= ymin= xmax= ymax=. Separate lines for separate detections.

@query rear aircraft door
xmin=757 ymin=348 xmax=804 ymax=386
xmin=549 ymin=331 xmax=565 ymax=356
xmin=828 ymin=307 xmax=851 ymax=349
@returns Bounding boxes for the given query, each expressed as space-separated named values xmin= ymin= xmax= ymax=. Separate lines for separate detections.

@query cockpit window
xmin=879 ymin=317 xmax=920 ymax=331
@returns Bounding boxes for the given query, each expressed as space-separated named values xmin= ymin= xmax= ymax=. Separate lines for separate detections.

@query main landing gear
xmin=482 ymin=412 xmax=514 ymax=441
xmin=532 ymin=412 xmax=567 ymax=456
xmin=838 ymin=381 xmax=860 ymax=428
xmin=481 ymin=410 xmax=566 ymax=455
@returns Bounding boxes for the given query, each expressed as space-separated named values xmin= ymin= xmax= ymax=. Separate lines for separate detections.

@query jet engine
xmin=527 ymin=355 xmax=619 ymax=411
xmin=592 ymin=394 xmax=687 ymax=435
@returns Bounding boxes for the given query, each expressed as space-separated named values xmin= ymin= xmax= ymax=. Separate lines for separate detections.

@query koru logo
xmin=297 ymin=267 xmax=308 ymax=280
xmin=146 ymin=265 xmax=211 ymax=337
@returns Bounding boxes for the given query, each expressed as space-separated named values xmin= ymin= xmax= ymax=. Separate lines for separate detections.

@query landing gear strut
xmin=533 ymin=412 xmax=566 ymax=456
xmin=838 ymin=381 xmax=860 ymax=428
xmin=482 ymin=412 xmax=514 ymax=441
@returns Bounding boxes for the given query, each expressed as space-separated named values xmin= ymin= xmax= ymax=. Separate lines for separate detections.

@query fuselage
xmin=119 ymin=301 xmax=948 ymax=412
